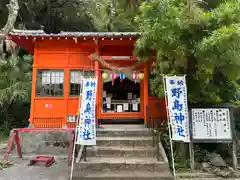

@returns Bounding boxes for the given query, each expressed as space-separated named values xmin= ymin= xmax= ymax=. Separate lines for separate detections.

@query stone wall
xmin=13 ymin=130 xmax=72 ymax=155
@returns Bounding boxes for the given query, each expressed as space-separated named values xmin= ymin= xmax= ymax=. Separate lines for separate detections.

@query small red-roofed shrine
xmin=8 ymin=30 xmax=167 ymax=128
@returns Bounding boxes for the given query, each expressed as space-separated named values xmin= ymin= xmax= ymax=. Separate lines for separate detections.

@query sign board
xmin=165 ymin=76 xmax=190 ymax=142
xmin=191 ymin=108 xmax=232 ymax=141
xmin=76 ymin=78 xmax=97 ymax=145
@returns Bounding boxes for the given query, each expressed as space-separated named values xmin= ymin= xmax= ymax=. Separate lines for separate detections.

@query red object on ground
xmin=3 ymin=128 xmax=75 ymax=166
xmin=29 ymin=155 xmax=55 ymax=167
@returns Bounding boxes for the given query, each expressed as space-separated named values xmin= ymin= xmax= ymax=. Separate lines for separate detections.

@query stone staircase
xmin=73 ymin=124 xmax=173 ymax=180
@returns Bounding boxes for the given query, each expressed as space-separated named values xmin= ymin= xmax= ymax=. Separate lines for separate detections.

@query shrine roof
xmin=9 ymin=29 xmax=140 ymax=38
xmin=8 ymin=29 xmax=140 ymax=53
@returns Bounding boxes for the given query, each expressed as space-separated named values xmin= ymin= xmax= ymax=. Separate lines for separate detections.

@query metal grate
xmin=67 ymin=122 xmax=77 ymax=128
xmin=32 ymin=117 xmax=64 ymax=128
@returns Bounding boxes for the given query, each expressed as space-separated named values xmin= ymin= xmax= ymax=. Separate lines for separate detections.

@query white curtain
xmin=70 ymin=71 xmax=94 ymax=84
xmin=42 ymin=71 xmax=64 ymax=84
xmin=42 ymin=71 xmax=50 ymax=85
xmin=70 ymin=71 xmax=83 ymax=84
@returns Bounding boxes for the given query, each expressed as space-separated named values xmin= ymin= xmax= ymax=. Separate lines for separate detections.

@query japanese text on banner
xmin=76 ymin=78 xmax=97 ymax=145
xmin=165 ymin=76 xmax=190 ymax=142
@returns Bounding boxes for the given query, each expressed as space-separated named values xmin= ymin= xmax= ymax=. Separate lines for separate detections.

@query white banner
xmin=76 ymin=77 xmax=97 ymax=145
xmin=165 ymin=76 xmax=190 ymax=142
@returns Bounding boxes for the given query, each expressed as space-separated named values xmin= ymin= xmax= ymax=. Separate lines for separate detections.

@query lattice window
xmin=69 ymin=70 xmax=94 ymax=96
xmin=36 ymin=69 xmax=64 ymax=96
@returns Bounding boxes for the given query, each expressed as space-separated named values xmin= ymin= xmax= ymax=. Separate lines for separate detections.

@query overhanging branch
xmin=0 ymin=0 xmax=19 ymax=40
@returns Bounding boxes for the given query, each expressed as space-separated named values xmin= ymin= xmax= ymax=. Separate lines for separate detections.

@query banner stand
xmin=69 ymin=77 xmax=98 ymax=180
xmin=76 ymin=145 xmax=85 ymax=163
xmin=162 ymin=74 xmax=177 ymax=180
xmin=69 ymin=75 xmax=84 ymax=180
xmin=162 ymin=74 xmax=237 ymax=177
xmin=69 ymin=123 xmax=79 ymax=180
xmin=163 ymin=74 xmax=191 ymax=179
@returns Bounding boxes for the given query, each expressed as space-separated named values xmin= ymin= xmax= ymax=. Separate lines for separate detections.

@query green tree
xmin=0 ymin=54 xmax=32 ymax=132
xmin=135 ymin=0 xmax=240 ymax=104
xmin=16 ymin=0 xmax=95 ymax=33
xmin=87 ymin=0 xmax=139 ymax=31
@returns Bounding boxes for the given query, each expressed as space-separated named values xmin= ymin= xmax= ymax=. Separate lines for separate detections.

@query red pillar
xmin=30 ymin=67 xmax=37 ymax=125
xmin=64 ymin=68 xmax=70 ymax=127
xmin=143 ymin=63 xmax=149 ymax=125
xmin=94 ymin=41 xmax=100 ymax=122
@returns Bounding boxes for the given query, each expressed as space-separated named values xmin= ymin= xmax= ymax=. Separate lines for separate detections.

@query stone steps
xmin=87 ymin=146 xmax=157 ymax=158
xmin=96 ymin=136 xmax=153 ymax=147
xmin=97 ymin=128 xmax=152 ymax=137
xmin=99 ymin=125 xmax=146 ymax=129
xmin=73 ymin=125 xmax=173 ymax=180
xmin=76 ymin=157 xmax=168 ymax=172
xmin=73 ymin=171 xmax=173 ymax=180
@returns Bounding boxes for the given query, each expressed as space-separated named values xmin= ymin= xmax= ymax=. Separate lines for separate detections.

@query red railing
xmin=67 ymin=122 xmax=77 ymax=128
xmin=4 ymin=128 xmax=75 ymax=166
xmin=32 ymin=117 xmax=64 ymax=128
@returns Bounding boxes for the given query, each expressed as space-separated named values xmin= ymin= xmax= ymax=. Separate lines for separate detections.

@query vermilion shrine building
xmin=8 ymin=30 xmax=166 ymax=128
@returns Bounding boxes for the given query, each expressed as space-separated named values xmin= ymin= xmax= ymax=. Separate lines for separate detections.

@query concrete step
xmin=97 ymin=128 xmax=152 ymax=137
xmin=73 ymin=171 xmax=173 ymax=180
xmin=97 ymin=137 xmax=153 ymax=147
xmin=87 ymin=146 xmax=157 ymax=158
xmin=76 ymin=157 xmax=169 ymax=172
xmin=99 ymin=125 xmax=146 ymax=129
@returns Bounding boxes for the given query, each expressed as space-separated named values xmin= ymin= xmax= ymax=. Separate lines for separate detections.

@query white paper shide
xmin=165 ymin=76 xmax=190 ymax=142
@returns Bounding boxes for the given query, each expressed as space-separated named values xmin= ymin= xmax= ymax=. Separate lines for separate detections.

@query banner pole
xmin=69 ymin=75 xmax=85 ymax=180
xmin=69 ymin=121 xmax=78 ymax=180
xmin=162 ymin=74 xmax=177 ymax=180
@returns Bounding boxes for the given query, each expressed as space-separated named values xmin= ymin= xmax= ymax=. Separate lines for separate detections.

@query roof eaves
xmin=9 ymin=29 xmax=141 ymax=37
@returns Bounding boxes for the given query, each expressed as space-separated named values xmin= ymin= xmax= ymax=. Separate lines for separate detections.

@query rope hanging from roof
xmin=90 ymin=53 xmax=149 ymax=72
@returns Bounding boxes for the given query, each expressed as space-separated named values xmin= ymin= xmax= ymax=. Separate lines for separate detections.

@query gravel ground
xmin=0 ymin=158 xmax=70 ymax=180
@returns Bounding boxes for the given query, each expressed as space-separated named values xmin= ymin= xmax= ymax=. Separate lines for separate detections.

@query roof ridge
xmin=11 ymin=29 xmax=44 ymax=34
xmin=9 ymin=29 xmax=140 ymax=37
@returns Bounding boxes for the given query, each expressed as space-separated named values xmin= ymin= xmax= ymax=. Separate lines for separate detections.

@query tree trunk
xmin=0 ymin=0 xmax=19 ymax=40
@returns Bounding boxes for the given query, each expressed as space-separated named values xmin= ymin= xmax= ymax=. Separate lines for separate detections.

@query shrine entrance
xmin=100 ymin=74 xmax=143 ymax=124
xmin=91 ymin=54 xmax=148 ymax=124
xmin=102 ymin=77 xmax=140 ymax=113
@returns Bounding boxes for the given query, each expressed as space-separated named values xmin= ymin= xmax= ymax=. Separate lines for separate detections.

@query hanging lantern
xmin=139 ymin=73 xmax=144 ymax=80
xmin=132 ymin=72 xmax=137 ymax=80
xmin=111 ymin=72 xmax=118 ymax=85
xmin=132 ymin=72 xmax=138 ymax=83
xmin=102 ymin=72 xmax=108 ymax=80
xmin=119 ymin=73 xmax=125 ymax=81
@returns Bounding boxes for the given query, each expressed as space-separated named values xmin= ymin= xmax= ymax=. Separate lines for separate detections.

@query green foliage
xmin=86 ymin=0 xmax=139 ymax=32
xmin=0 ymin=0 xmax=140 ymax=33
xmin=0 ymin=55 xmax=32 ymax=133
xmin=0 ymin=0 xmax=96 ymax=32
xmin=160 ymin=127 xmax=190 ymax=171
xmin=135 ymin=0 xmax=240 ymax=104
xmin=0 ymin=55 xmax=32 ymax=106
